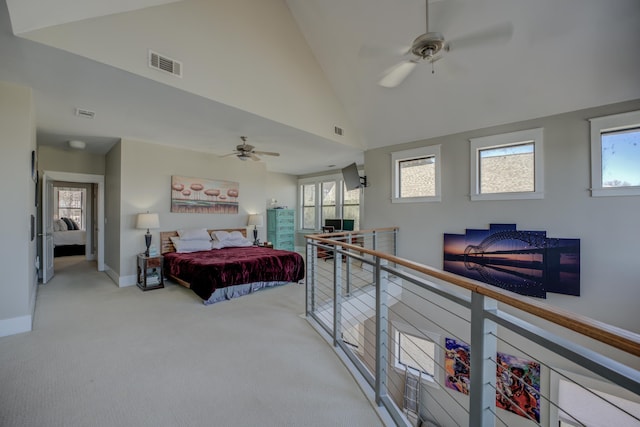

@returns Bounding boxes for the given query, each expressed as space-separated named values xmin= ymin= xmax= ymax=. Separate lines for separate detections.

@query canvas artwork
xmin=444 ymin=337 xmax=541 ymax=422
xmin=443 ymin=223 xmax=580 ymax=298
xmin=171 ymin=176 xmax=239 ymax=214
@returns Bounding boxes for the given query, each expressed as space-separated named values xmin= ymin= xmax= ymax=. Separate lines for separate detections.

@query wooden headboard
xmin=160 ymin=228 xmax=248 ymax=254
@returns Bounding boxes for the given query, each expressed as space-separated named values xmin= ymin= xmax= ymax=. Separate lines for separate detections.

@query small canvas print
xmin=496 ymin=352 xmax=541 ymax=422
xmin=445 ymin=337 xmax=541 ymax=422
xmin=443 ymin=223 xmax=580 ymax=298
xmin=444 ymin=338 xmax=471 ymax=395
xmin=171 ymin=175 xmax=239 ymax=214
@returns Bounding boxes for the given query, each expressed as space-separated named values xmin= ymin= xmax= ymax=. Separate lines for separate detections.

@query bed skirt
xmin=203 ymin=280 xmax=291 ymax=305
xmin=54 ymin=245 xmax=86 ymax=257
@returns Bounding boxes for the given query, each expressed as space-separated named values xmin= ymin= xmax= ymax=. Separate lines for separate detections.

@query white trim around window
xmin=391 ymin=145 xmax=441 ymax=203
xmin=589 ymin=110 xmax=640 ymax=197
xmin=470 ymin=128 xmax=544 ymax=201
xmin=392 ymin=322 xmax=441 ymax=388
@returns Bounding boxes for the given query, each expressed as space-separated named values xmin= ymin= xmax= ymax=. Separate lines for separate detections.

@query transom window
xmin=590 ymin=110 xmax=640 ymax=197
xmin=391 ymin=145 xmax=441 ymax=203
xmin=470 ymin=128 xmax=544 ymax=201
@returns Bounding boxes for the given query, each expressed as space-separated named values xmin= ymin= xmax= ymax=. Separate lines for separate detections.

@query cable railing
xmin=304 ymin=227 xmax=640 ymax=427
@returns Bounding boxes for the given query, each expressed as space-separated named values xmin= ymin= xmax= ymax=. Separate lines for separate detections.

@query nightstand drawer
xmin=146 ymin=257 xmax=162 ymax=268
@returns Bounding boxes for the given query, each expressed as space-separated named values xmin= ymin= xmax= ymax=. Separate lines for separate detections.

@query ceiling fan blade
xmin=249 ymin=153 xmax=261 ymax=161
xmin=446 ymin=22 xmax=513 ymax=52
xmin=378 ymin=59 xmax=419 ymax=88
xmin=253 ymin=151 xmax=280 ymax=157
xmin=220 ymin=152 xmax=238 ymax=158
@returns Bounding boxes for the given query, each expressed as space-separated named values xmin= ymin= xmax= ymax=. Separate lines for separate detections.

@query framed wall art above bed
xmin=170 ymin=176 xmax=239 ymax=214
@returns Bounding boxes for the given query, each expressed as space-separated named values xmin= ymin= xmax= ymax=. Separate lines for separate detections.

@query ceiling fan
xmin=377 ymin=0 xmax=513 ymax=88
xmin=221 ymin=136 xmax=280 ymax=162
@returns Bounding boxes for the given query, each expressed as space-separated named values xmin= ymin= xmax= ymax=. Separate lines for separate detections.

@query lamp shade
xmin=136 ymin=213 xmax=160 ymax=230
xmin=247 ymin=214 xmax=263 ymax=227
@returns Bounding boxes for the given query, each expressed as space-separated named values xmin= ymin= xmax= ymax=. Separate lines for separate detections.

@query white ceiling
xmin=3 ymin=0 xmax=640 ymax=175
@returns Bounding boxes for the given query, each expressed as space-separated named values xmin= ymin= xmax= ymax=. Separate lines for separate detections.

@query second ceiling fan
xmin=377 ymin=0 xmax=513 ymax=88
xmin=221 ymin=136 xmax=280 ymax=162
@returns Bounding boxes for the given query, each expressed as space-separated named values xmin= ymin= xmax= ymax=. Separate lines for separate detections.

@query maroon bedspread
xmin=164 ymin=247 xmax=305 ymax=301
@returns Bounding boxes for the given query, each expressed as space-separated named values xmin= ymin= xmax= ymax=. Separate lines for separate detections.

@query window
xmin=56 ymin=188 xmax=86 ymax=229
xmin=301 ymin=184 xmax=316 ymax=229
xmin=298 ymin=172 xmax=361 ymax=231
xmin=470 ymin=128 xmax=544 ymax=201
xmin=392 ymin=324 xmax=440 ymax=385
xmin=391 ymin=145 xmax=441 ymax=203
xmin=589 ymin=110 xmax=640 ymax=197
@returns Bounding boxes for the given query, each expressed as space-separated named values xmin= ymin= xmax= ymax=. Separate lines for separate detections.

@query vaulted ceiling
xmin=3 ymin=0 xmax=640 ymax=175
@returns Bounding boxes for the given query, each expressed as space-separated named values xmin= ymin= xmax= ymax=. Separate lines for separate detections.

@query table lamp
xmin=136 ymin=212 xmax=160 ymax=256
xmin=247 ymin=214 xmax=263 ymax=245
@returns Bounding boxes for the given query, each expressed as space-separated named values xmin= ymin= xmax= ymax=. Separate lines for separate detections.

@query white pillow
xmin=212 ymin=230 xmax=230 ymax=242
xmin=211 ymin=238 xmax=253 ymax=249
xmin=170 ymin=236 xmax=212 ymax=253
xmin=53 ymin=220 xmax=61 ymax=232
xmin=177 ymin=228 xmax=211 ymax=241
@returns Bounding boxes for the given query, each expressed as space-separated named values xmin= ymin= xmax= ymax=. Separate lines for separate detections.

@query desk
xmin=317 ymin=233 xmax=364 ymax=260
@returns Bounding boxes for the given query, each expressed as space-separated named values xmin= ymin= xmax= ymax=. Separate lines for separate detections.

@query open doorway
xmin=42 ymin=171 xmax=105 ymax=283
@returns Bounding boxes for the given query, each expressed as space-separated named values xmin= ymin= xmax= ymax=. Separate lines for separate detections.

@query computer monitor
xmin=324 ymin=219 xmax=342 ymax=231
xmin=324 ymin=218 xmax=355 ymax=231
xmin=342 ymin=219 xmax=355 ymax=231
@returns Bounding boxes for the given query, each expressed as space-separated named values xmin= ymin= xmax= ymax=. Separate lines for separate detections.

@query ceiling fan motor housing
xmin=411 ymin=32 xmax=445 ymax=58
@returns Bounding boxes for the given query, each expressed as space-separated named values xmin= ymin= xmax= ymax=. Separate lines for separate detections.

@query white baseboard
xmin=103 ymin=264 xmax=136 ymax=287
xmin=0 ymin=315 xmax=32 ymax=338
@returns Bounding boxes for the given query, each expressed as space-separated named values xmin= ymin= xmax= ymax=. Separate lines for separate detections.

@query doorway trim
xmin=43 ymin=171 xmax=105 ymax=273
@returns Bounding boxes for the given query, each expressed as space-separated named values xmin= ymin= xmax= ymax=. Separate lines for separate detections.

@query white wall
xmin=38 ymin=145 xmax=105 ymax=175
xmin=363 ymin=99 xmax=640 ymax=333
xmin=0 ymin=81 xmax=37 ymax=337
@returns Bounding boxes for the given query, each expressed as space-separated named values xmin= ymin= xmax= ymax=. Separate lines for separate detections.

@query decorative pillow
xmin=61 ymin=217 xmax=74 ymax=230
xmin=211 ymin=238 xmax=253 ymax=249
xmin=56 ymin=219 xmax=68 ymax=231
xmin=170 ymin=236 xmax=212 ymax=253
xmin=69 ymin=218 xmax=81 ymax=230
xmin=177 ymin=228 xmax=211 ymax=241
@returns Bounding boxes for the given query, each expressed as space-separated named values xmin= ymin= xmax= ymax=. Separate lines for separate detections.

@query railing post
xmin=375 ymin=257 xmax=389 ymax=405
xmin=305 ymin=241 xmax=317 ymax=316
xmin=469 ymin=292 xmax=498 ymax=427
xmin=345 ymin=233 xmax=352 ymax=296
xmin=333 ymin=245 xmax=343 ymax=347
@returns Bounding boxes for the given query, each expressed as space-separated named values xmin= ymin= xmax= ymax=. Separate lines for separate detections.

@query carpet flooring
xmin=0 ymin=256 xmax=385 ymax=427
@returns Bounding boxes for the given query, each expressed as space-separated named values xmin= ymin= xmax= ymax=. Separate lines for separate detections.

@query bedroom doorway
xmin=42 ymin=171 xmax=105 ymax=283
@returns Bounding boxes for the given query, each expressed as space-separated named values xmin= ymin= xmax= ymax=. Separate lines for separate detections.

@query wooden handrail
xmin=306 ymin=232 xmax=640 ymax=358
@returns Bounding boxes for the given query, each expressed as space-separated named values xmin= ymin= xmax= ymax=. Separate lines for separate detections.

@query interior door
xmin=42 ymin=175 xmax=55 ymax=283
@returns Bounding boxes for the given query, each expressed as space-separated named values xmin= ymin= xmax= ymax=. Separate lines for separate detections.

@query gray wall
xmin=0 ymin=82 xmax=37 ymax=337
xmin=363 ymin=99 xmax=640 ymax=333
xmin=104 ymin=142 xmax=122 ymax=277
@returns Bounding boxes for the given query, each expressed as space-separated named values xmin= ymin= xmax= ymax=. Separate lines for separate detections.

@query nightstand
xmin=137 ymin=254 xmax=164 ymax=291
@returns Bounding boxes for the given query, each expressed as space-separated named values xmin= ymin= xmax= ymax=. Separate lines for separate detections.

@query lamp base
xmin=253 ymin=227 xmax=259 ymax=246
xmin=145 ymin=232 xmax=152 ymax=257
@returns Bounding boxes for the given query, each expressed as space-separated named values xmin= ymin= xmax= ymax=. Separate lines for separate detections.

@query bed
xmin=53 ymin=218 xmax=86 ymax=257
xmin=160 ymin=228 xmax=305 ymax=305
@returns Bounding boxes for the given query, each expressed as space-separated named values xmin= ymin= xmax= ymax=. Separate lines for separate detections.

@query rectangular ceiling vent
xmin=334 ymin=126 xmax=344 ymax=136
xmin=75 ymin=108 xmax=95 ymax=119
xmin=148 ymin=50 xmax=182 ymax=77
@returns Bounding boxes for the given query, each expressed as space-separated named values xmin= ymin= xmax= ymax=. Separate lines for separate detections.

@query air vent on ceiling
xmin=148 ymin=50 xmax=182 ymax=77
xmin=334 ymin=126 xmax=344 ymax=136
xmin=75 ymin=108 xmax=95 ymax=119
